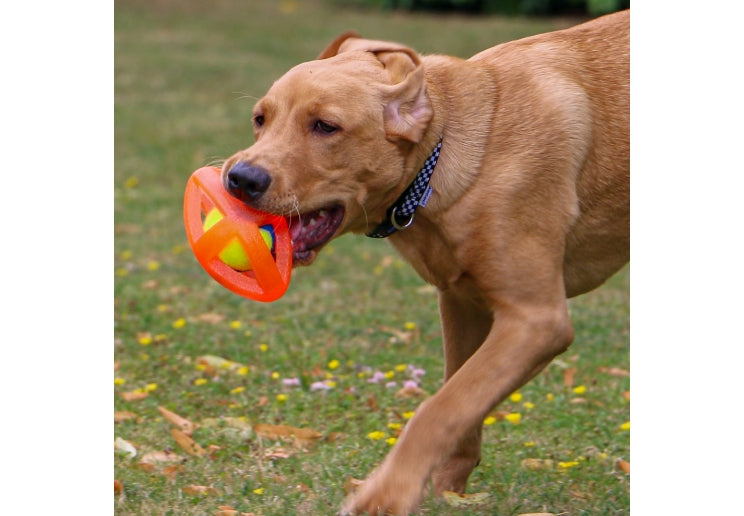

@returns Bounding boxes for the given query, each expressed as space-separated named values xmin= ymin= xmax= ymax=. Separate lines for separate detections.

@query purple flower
xmin=403 ymin=380 xmax=419 ymax=389
xmin=385 ymin=381 xmax=397 ymax=388
xmin=310 ymin=381 xmax=332 ymax=391
xmin=282 ymin=377 xmax=301 ymax=387
xmin=367 ymin=371 xmax=387 ymax=384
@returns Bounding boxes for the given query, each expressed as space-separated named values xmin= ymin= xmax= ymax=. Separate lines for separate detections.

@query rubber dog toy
xmin=183 ymin=166 xmax=292 ymax=302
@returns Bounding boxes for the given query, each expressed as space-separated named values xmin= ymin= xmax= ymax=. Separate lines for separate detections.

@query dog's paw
xmin=340 ymin=465 xmax=425 ymax=515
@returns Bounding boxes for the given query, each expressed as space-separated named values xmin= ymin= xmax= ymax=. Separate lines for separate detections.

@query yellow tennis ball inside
xmin=202 ymin=208 xmax=273 ymax=271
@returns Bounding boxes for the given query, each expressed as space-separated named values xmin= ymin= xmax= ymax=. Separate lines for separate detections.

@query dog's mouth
xmin=287 ymin=205 xmax=345 ymax=265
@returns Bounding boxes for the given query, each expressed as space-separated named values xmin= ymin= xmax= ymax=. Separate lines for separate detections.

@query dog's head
xmin=221 ymin=33 xmax=433 ymax=266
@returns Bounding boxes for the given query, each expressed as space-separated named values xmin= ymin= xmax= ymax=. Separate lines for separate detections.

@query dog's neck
xmin=366 ymin=136 xmax=443 ymax=238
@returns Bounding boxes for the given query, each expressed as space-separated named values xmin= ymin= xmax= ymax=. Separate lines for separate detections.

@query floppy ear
xmin=376 ymin=49 xmax=432 ymax=143
xmin=317 ymin=31 xmax=361 ymax=59
xmin=318 ymin=35 xmax=432 ymax=143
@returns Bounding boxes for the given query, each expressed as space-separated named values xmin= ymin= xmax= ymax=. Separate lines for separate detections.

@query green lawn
xmin=114 ymin=1 xmax=629 ymax=514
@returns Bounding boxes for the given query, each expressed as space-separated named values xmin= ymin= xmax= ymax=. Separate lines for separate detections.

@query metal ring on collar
xmin=390 ymin=207 xmax=415 ymax=230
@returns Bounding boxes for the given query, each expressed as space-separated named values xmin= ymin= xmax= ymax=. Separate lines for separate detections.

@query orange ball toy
xmin=183 ymin=166 xmax=292 ymax=302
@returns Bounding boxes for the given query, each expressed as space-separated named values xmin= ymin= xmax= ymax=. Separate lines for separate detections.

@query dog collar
xmin=366 ymin=137 xmax=443 ymax=238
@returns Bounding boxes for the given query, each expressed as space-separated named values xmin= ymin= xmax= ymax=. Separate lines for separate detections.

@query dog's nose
xmin=226 ymin=162 xmax=272 ymax=202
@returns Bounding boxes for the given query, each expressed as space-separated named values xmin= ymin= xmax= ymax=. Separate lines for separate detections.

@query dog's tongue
xmin=287 ymin=206 xmax=345 ymax=259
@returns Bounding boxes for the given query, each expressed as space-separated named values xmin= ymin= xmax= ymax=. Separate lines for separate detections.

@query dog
xmin=221 ymin=9 xmax=629 ymax=515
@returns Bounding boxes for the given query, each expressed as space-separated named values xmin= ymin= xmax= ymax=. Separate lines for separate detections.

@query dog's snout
xmin=226 ymin=162 xmax=272 ymax=202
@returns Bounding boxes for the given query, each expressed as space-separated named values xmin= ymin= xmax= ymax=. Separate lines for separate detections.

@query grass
xmin=114 ymin=1 xmax=629 ymax=514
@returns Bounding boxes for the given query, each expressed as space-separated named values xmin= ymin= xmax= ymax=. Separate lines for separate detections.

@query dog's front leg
xmin=341 ymin=296 xmax=574 ymax=515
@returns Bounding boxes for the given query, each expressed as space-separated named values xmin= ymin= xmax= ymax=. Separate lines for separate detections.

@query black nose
xmin=226 ymin=162 xmax=272 ymax=202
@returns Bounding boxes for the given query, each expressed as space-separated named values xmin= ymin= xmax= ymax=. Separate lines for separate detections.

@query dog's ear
xmin=318 ymin=35 xmax=432 ymax=143
xmin=377 ymin=50 xmax=432 ymax=143
xmin=317 ymin=31 xmax=362 ymax=59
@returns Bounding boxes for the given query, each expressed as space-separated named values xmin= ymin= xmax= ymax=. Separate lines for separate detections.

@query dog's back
xmin=470 ymin=10 xmax=630 ymax=295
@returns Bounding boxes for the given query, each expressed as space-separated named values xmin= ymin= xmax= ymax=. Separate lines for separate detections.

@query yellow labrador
xmin=222 ymin=10 xmax=629 ymax=514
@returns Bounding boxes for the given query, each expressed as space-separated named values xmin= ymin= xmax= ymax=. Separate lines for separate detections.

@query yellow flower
xmin=252 ymin=487 xmax=264 ymax=495
xmin=523 ymin=441 xmax=536 ymax=447
xmin=230 ymin=386 xmax=245 ymax=394
xmin=114 ymin=377 xmax=125 ymax=385
xmin=147 ymin=260 xmax=160 ymax=271
xmin=387 ymin=422 xmax=402 ymax=430
xmin=483 ymin=416 xmax=497 ymax=426
xmin=115 ymin=268 xmax=129 ymax=277
xmin=523 ymin=402 xmax=535 ymax=410
xmin=509 ymin=392 xmax=523 ymax=403
xmin=402 ymin=411 xmax=415 ymax=420
xmin=237 ymin=366 xmax=249 ymax=376
xmin=326 ymin=381 xmax=337 ymax=388
xmin=259 ymin=343 xmax=268 ymax=352
xmin=384 ymin=371 xmax=395 ymax=379
xmin=505 ymin=413 xmax=522 ymax=425
xmin=620 ymin=421 xmax=630 ymax=431
xmin=124 ymin=176 xmax=139 ymax=189
xmin=120 ymin=250 xmax=133 ymax=260
xmin=367 ymin=431 xmax=386 ymax=441
xmin=276 ymin=394 xmax=288 ymax=402
xmin=395 ymin=364 xmax=407 ymax=372
xmin=559 ymin=461 xmax=580 ymax=469
xmin=546 ymin=393 xmax=555 ymax=401
xmin=172 ymin=318 xmax=186 ymax=329
xmin=195 ymin=363 xmax=207 ymax=371
xmin=404 ymin=321 xmax=417 ymax=331
xmin=271 ymin=371 xmax=280 ymax=380
xmin=145 ymin=383 xmax=158 ymax=392
xmin=229 ymin=320 xmax=242 ymax=329
xmin=328 ymin=359 xmax=340 ymax=370
xmin=386 ymin=437 xmax=397 ymax=446
xmin=194 ymin=378 xmax=208 ymax=386
xmin=573 ymin=385 xmax=587 ymax=395
xmin=138 ymin=336 xmax=152 ymax=346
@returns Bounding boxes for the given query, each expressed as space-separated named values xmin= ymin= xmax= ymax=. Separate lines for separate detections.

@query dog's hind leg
xmin=431 ymin=289 xmax=492 ymax=495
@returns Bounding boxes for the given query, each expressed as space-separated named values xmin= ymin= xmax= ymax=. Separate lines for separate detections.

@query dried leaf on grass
xmin=140 ymin=450 xmax=184 ymax=465
xmin=171 ymin=428 xmax=206 ymax=456
xmin=563 ymin=367 xmax=577 ymax=387
xmin=616 ymin=458 xmax=630 ymax=474
xmin=158 ymin=406 xmax=197 ymax=434
xmin=598 ymin=366 xmax=630 ymax=377
xmin=114 ymin=480 xmax=123 ymax=494
xmin=120 ymin=391 xmax=149 ymax=402
xmin=115 ymin=437 xmax=137 ymax=458
xmin=197 ymin=355 xmax=247 ymax=374
xmin=115 ymin=411 xmax=138 ymax=423
xmin=264 ymin=447 xmax=294 ymax=460
xmin=215 ymin=507 xmax=256 ymax=516
xmin=254 ymin=423 xmax=322 ymax=448
xmin=442 ymin=491 xmax=490 ymax=507
xmin=182 ymin=485 xmax=219 ymax=496
xmin=194 ymin=312 xmax=225 ymax=324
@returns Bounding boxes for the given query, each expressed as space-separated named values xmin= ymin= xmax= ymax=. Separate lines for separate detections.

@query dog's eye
xmin=313 ymin=120 xmax=338 ymax=135
xmin=253 ymin=114 xmax=265 ymax=128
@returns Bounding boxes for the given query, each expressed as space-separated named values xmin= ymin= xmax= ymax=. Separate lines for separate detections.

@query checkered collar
xmin=366 ymin=137 xmax=443 ymax=238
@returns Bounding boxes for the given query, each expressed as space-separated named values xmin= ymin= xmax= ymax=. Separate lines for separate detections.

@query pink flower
xmin=282 ymin=377 xmax=301 ymax=387
xmin=310 ymin=381 xmax=332 ymax=391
